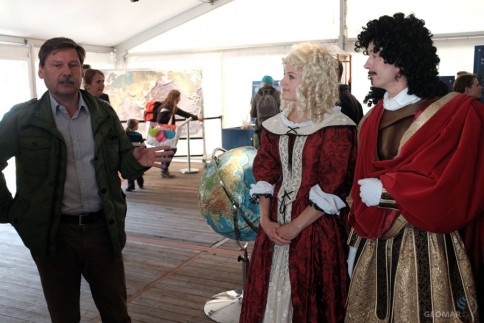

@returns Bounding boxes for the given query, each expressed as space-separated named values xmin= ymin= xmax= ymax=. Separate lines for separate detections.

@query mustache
xmin=367 ymin=71 xmax=376 ymax=80
xmin=59 ymin=76 xmax=76 ymax=84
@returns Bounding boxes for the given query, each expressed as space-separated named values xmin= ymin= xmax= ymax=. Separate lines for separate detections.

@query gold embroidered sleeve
xmin=347 ymin=227 xmax=361 ymax=248
xmin=378 ymin=187 xmax=399 ymax=210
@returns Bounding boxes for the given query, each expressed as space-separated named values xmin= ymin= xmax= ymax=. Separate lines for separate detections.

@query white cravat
xmin=383 ymin=88 xmax=421 ymax=111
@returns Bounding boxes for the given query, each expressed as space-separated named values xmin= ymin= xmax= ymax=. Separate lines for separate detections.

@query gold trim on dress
xmin=397 ymin=92 xmax=458 ymax=156
xmin=392 ymin=229 xmax=419 ymax=322
xmin=381 ymin=215 xmax=409 ymax=239
xmin=345 ymin=228 xmax=479 ymax=322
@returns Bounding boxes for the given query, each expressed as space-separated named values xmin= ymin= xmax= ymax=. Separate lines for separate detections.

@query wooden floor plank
xmin=0 ymin=161 xmax=255 ymax=322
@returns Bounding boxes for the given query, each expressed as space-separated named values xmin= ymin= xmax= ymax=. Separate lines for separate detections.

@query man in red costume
xmin=345 ymin=13 xmax=484 ymax=322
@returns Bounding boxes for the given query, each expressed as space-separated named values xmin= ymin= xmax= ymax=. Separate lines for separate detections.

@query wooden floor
xmin=0 ymin=161 xmax=254 ymax=323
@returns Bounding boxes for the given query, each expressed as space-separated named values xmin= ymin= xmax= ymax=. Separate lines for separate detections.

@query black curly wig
xmin=363 ymin=87 xmax=386 ymax=107
xmin=355 ymin=13 xmax=448 ymax=99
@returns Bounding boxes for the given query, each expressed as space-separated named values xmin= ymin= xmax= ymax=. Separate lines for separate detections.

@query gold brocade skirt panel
xmin=345 ymin=227 xmax=478 ymax=323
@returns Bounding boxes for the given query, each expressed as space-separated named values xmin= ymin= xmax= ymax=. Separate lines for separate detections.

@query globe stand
xmin=202 ymin=147 xmax=258 ymax=323
xmin=203 ymin=242 xmax=249 ymax=323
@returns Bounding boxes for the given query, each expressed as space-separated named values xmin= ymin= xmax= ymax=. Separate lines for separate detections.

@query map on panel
xmin=103 ymin=69 xmax=204 ymax=137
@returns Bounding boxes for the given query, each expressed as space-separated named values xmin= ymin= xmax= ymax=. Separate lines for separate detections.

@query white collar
xmin=383 ymin=88 xmax=421 ymax=111
xmin=262 ymin=107 xmax=356 ymax=135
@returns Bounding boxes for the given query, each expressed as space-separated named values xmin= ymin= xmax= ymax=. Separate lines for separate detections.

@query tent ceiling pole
xmin=27 ymin=44 xmax=37 ymax=99
xmin=339 ymin=0 xmax=346 ymax=51
xmin=114 ymin=0 xmax=233 ymax=65
xmin=0 ymin=35 xmax=112 ymax=53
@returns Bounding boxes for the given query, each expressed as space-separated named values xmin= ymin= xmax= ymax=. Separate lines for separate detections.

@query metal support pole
xmin=180 ymin=120 xmax=199 ymax=174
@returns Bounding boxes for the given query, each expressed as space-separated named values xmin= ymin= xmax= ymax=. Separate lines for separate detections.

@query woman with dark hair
xmin=156 ymin=89 xmax=203 ymax=178
xmin=346 ymin=13 xmax=482 ymax=322
xmin=453 ymin=72 xmax=483 ymax=99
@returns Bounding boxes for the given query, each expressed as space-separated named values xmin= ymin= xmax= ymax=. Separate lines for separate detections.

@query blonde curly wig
xmin=281 ymin=42 xmax=339 ymax=122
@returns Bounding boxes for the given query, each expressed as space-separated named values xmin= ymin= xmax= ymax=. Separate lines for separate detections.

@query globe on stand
xmin=199 ymin=146 xmax=260 ymax=322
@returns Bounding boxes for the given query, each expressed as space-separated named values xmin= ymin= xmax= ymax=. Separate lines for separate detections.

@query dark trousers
xmin=127 ymin=175 xmax=144 ymax=189
xmin=161 ymin=147 xmax=177 ymax=172
xmin=32 ymin=220 xmax=131 ymax=323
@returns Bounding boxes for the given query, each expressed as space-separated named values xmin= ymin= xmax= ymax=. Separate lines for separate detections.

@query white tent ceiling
xmin=2 ymin=0 xmax=484 ymax=56
xmin=0 ymin=0 xmax=232 ymax=52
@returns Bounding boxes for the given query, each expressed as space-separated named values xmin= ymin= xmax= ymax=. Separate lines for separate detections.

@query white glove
xmin=358 ymin=178 xmax=382 ymax=207
xmin=309 ymin=185 xmax=346 ymax=215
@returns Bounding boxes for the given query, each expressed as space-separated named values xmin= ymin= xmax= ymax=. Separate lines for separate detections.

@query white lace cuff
xmin=249 ymin=181 xmax=275 ymax=197
xmin=309 ymin=185 xmax=346 ymax=215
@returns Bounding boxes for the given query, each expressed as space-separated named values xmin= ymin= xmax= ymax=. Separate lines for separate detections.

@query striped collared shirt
xmin=49 ymin=92 xmax=102 ymax=215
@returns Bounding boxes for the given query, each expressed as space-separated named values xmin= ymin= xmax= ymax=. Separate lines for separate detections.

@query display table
xmin=221 ymin=127 xmax=255 ymax=150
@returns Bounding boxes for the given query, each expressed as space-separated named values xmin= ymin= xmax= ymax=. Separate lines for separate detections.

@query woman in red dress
xmin=239 ymin=42 xmax=357 ymax=323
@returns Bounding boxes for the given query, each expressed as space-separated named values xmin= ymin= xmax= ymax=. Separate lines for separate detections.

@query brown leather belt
xmin=61 ymin=211 xmax=103 ymax=225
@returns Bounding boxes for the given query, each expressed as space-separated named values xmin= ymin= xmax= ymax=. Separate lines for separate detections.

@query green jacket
xmin=0 ymin=90 xmax=148 ymax=261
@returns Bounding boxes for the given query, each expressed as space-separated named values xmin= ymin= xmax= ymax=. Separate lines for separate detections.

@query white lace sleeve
xmin=249 ymin=181 xmax=275 ymax=197
xmin=309 ymin=184 xmax=346 ymax=215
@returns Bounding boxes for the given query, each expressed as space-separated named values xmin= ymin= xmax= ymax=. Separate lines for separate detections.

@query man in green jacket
xmin=0 ymin=37 xmax=173 ymax=323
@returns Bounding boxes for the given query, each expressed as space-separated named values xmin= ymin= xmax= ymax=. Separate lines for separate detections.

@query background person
xmin=83 ymin=68 xmax=110 ymax=102
xmin=125 ymin=119 xmax=145 ymax=192
xmin=0 ymin=37 xmax=173 ymax=323
xmin=240 ymin=42 xmax=357 ymax=322
xmin=346 ymin=13 xmax=482 ymax=322
xmin=453 ymin=72 xmax=483 ymax=100
xmin=156 ymin=89 xmax=203 ymax=178
xmin=337 ymin=60 xmax=364 ymax=125
xmin=250 ymin=75 xmax=281 ymax=146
